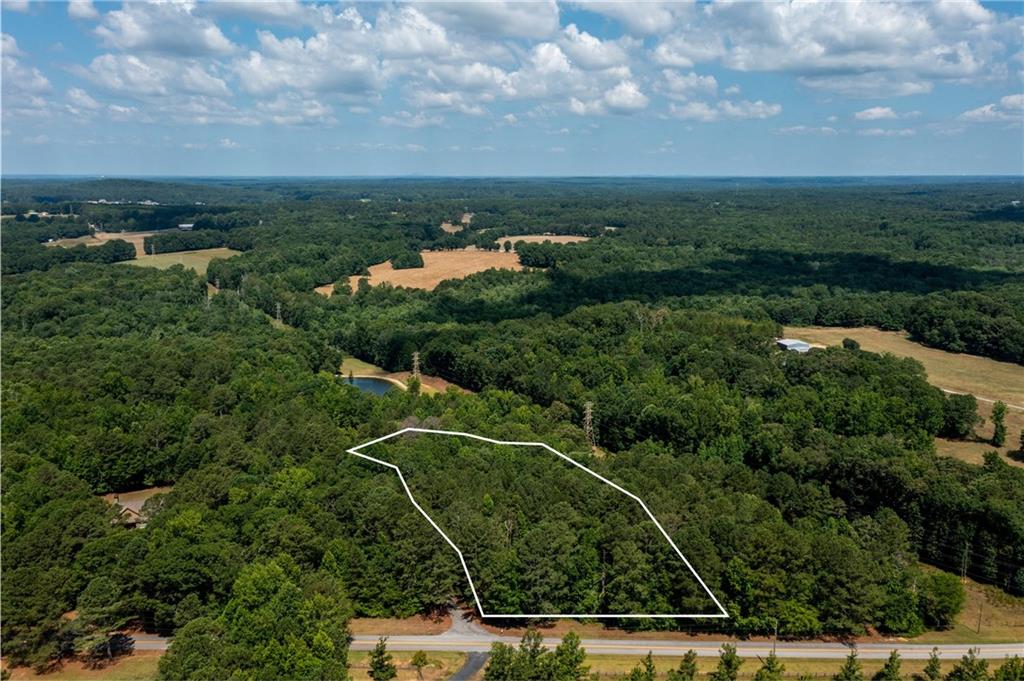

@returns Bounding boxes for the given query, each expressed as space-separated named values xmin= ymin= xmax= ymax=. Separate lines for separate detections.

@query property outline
xmin=346 ymin=427 xmax=730 ymax=619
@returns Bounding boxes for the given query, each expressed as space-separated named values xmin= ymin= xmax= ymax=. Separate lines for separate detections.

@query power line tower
xmin=411 ymin=351 xmax=421 ymax=380
xmin=275 ymin=301 xmax=282 ymax=324
xmin=583 ymin=401 xmax=595 ymax=448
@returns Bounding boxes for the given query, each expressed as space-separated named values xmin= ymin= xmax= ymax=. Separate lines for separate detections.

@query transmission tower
xmin=583 ymin=401 xmax=595 ymax=447
xmin=411 ymin=351 xmax=421 ymax=380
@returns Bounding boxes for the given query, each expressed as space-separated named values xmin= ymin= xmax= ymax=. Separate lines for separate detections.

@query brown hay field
xmin=784 ymin=326 xmax=1024 ymax=467
xmin=349 ymin=248 xmax=522 ymax=291
xmin=461 ymin=212 xmax=473 ymax=224
xmin=48 ymin=230 xmax=158 ymax=257
xmin=314 ymin=283 xmax=336 ymax=297
xmin=498 ymin=234 xmax=591 ymax=244
xmin=440 ymin=221 xmax=464 ymax=233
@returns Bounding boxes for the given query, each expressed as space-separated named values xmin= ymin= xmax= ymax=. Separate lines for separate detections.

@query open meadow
xmin=122 ymin=248 xmax=241 ymax=276
xmin=349 ymin=248 xmax=522 ymax=291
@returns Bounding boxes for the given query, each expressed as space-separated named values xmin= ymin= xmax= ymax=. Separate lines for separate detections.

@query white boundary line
xmin=346 ymin=427 xmax=729 ymax=619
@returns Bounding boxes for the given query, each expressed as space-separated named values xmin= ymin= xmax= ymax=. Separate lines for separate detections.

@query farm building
xmin=777 ymin=338 xmax=812 ymax=353
xmin=177 ymin=223 xmax=194 ymax=230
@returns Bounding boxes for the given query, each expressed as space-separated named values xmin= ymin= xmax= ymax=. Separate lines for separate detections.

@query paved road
xmin=450 ymin=652 xmax=489 ymax=680
xmin=132 ymin=610 xmax=1022 ymax=661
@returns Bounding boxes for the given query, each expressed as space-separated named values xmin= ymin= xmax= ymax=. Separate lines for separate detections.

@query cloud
xmin=854 ymin=106 xmax=898 ymax=121
xmin=659 ymin=70 xmax=718 ymax=99
xmin=958 ymin=93 xmax=1024 ymax=123
xmin=775 ymin=125 xmax=839 ymax=135
xmin=502 ymin=113 xmax=518 ymax=125
xmin=857 ymin=127 xmax=916 ymax=136
xmin=574 ymin=1 xmax=686 ymax=35
xmin=75 ymin=54 xmax=230 ymax=98
xmin=67 ymin=0 xmax=98 ymax=20
xmin=559 ymin=24 xmax=631 ymax=70
xmin=219 ymin=137 xmax=240 ymax=149
xmin=379 ymin=110 xmax=443 ymax=128
xmin=2 ymin=33 xmax=52 ymax=118
xmin=255 ymin=93 xmax=334 ymax=125
xmin=670 ymin=99 xmax=781 ymax=122
xmin=2 ymin=0 xmax=29 ymax=13
xmin=571 ymin=80 xmax=649 ymax=115
xmin=418 ymin=1 xmax=560 ymax=39
xmin=651 ymin=1 xmax=1016 ymax=97
xmin=65 ymin=87 xmax=101 ymax=116
xmin=200 ymin=1 xmax=319 ymax=27
xmin=22 ymin=133 xmax=49 ymax=145
xmin=95 ymin=1 xmax=236 ymax=56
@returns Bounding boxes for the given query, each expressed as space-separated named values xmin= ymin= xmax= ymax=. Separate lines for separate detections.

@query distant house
xmin=776 ymin=338 xmax=812 ymax=353
xmin=177 ymin=223 xmax=194 ymax=231
xmin=101 ymin=486 xmax=172 ymax=529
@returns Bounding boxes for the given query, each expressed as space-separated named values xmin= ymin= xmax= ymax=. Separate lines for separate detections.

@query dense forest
xmin=1 ymin=178 xmax=1022 ymax=676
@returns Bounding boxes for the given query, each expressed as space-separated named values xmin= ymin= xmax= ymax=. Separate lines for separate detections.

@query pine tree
xmin=921 ymin=648 xmax=942 ymax=681
xmin=668 ymin=651 xmax=699 ymax=681
xmin=710 ymin=644 xmax=743 ymax=681
xmin=834 ymin=651 xmax=864 ymax=681
xmin=551 ymin=632 xmax=589 ymax=681
xmin=873 ymin=651 xmax=903 ymax=681
xmin=993 ymin=657 xmax=1023 ymax=681
xmin=992 ymin=401 xmax=1007 ymax=447
xmin=627 ymin=652 xmax=657 ymax=681
xmin=755 ymin=653 xmax=786 ymax=681
xmin=411 ymin=651 xmax=429 ymax=681
xmin=369 ymin=637 xmax=397 ymax=681
xmin=946 ymin=649 xmax=989 ymax=681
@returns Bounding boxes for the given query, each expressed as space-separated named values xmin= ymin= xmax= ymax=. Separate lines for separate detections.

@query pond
xmin=346 ymin=376 xmax=399 ymax=395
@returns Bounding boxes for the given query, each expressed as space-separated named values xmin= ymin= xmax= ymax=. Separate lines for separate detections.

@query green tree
xmin=369 ymin=637 xmax=397 ymax=681
xmin=627 ymin=652 xmax=657 ymax=681
xmin=920 ymin=649 xmax=942 ymax=681
xmin=992 ymin=401 xmax=1007 ymax=447
xmin=946 ymin=650 xmax=989 ymax=681
xmin=873 ymin=651 xmax=903 ymax=681
xmin=941 ymin=394 xmax=980 ymax=439
xmin=411 ymin=651 xmax=429 ymax=681
xmin=668 ymin=651 xmax=699 ymax=681
xmin=551 ymin=632 xmax=589 ymax=681
xmin=710 ymin=644 xmax=743 ymax=681
xmin=919 ymin=572 xmax=966 ymax=628
xmin=755 ymin=653 xmax=786 ymax=681
xmin=994 ymin=657 xmax=1023 ymax=681
xmin=834 ymin=652 xmax=864 ymax=681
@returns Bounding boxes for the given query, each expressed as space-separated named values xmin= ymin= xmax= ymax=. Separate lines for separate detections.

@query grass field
xmin=581 ymin=655 xmax=943 ymax=679
xmin=314 ymin=283 xmax=336 ymax=297
xmin=497 ymin=234 xmax=592 ymax=244
xmin=48 ymin=230 xmax=157 ymax=257
xmin=122 ymin=248 xmax=241 ymax=276
xmin=5 ymin=653 xmax=161 ymax=680
xmin=784 ymin=326 xmax=1024 ymax=466
xmin=349 ymin=248 xmax=521 ymax=291
xmin=349 ymin=651 xmax=466 ymax=680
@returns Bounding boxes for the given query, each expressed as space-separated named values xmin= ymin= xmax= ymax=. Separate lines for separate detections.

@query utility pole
xmin=961 ymin=542 xmax=969 ymax=583
xmin=976 ymin=600 xmax=983 ymax=634
xmin=583 ymin=401 xmax=595 ymax=448
xmin=772 ymin=617 xmax=778 ymax=655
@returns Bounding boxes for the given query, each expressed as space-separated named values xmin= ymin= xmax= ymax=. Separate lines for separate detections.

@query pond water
xmin=346 ymin=376 xmax=398 ymax=395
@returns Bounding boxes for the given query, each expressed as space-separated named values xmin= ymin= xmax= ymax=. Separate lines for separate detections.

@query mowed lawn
xmin=121 ymin=248 xmax=241 ymax=276
xmin=785 ymin=326 xmax=1024 ymax=467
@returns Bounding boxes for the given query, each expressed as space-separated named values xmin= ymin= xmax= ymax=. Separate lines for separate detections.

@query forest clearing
xmin=497 ymin=234 xmax=592 ymax=244
xmin=122 ymin=247 xmax=241 ymax=275
xmin=48 ymin=230 xmax=156 ymax=257
xmin=349 ymin=248 xmax=521 ymax=291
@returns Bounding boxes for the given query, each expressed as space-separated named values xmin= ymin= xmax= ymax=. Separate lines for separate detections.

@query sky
xmin=1 ymin=0 xmax=1022 ymax=177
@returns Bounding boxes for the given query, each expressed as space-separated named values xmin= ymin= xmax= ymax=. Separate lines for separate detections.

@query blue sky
xmin=1 ymin=0 xmax=1022 ymax=176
